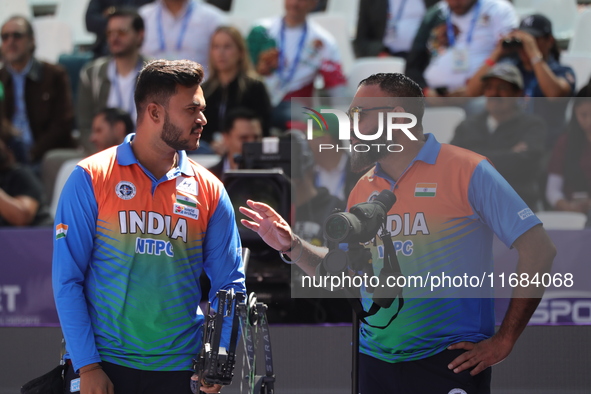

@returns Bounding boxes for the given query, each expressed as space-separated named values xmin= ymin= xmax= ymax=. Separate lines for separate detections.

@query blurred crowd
xmin=1 ymin=0 xmax=590 ymax=229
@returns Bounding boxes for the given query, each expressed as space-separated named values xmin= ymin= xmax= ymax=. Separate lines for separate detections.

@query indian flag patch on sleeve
xmin=56 ymin=223 xmax=68 ymax=239
xmin=414 ymin=183 xmax=437 ymax=197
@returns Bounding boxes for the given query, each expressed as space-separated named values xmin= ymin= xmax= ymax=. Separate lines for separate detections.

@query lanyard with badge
xmin=278 ymin=19 xmax=308 ymax=88
xmin=110 ymin=60 xmax=143 ymax=112
xmin=446 ymin=0 xmax=481 ymax=73
xmin=386 ymin=0 xmax=409 ymax=39
xmin=157 ymin=1 xmax=194 ymax=56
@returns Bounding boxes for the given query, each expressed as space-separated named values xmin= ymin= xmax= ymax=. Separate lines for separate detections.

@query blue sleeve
xmin=52 ymin=166 xmax=100 ymax=372
xmin=202 ymin=187 xmax=246 ymax=348
xmin=555 ymin=65 xmax=576 ymax=94
xmin=468 ymin=160 xmax=542 ymax=248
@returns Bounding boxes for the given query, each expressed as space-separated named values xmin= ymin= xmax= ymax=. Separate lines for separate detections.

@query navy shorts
xmin=63 ymin=361 xmax=194 ymax=394
xmin=359 ymin=349 xmax=491 ymax=394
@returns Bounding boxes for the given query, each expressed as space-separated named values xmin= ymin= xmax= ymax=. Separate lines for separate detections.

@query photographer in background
xmin=465 ymin=14 xmax=575 ymax=146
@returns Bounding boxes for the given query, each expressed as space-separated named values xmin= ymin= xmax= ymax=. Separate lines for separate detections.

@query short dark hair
xmin=3 ymin=15 xmax=34 ymax=38
xmin=3 ymin=15 xmax=35 ymax=54
xmin=134 ymin=60 xmax=204 ymax=120
xmin=222 ymin=107 xmax=261 ymax=134
xmin=108 ymin=7 xmax=144 ymax=32
xmin=95 ymin=108 xmax=134 ymax=135
xmin=358 ymin=73 xmax=425 ymax=125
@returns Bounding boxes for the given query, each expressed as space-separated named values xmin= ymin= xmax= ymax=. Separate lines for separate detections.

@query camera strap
xmin=348 ymin=231 xmax=405 ymax=329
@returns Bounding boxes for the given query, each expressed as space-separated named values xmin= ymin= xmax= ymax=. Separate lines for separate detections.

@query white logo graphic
xmin=448 ymin=389 xmax=467 ymax=394
xmin=518 ymin=208 xmax=534 ymax=220
xmin=176 ymin=177 xmax=198 ymax=195
xmin=115 ymin=181 xmax=136 ymax=200
xmin=70 ymin=378 xmax=81 ymax=392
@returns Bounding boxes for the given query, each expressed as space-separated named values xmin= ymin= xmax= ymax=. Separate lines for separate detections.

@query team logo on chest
xmin=116 ymin=181 xmax=136 ymax=200
xmin=176 ymin=177 xmax=198 ymax=195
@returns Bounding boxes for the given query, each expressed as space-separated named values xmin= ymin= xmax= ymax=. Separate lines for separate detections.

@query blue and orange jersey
xmin=348 ymin=134 xmax=540 ymax=363
xmin=52 ymin=135 xmax=245 ymax=372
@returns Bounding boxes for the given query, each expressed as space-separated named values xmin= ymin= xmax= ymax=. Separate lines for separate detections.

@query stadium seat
xmin=523 ymin=0 xmax=578 ymax=41
xmin=422 ymin=107 xmax=466 ymax=144
xmin=32 ymin=17 xmax=73 ymax=64
xmin=535 ymin=211 xmax=588 ymax=230
xmin=308 ymin=13 xmax=355 ymax=76
xmin=54 ymin=0 xmax=95 ymax=47
xmin=568 ymin=8 xmax=591 ymax=55
xmin=229 ymin=0 xmax=283 ymax=22
xmin=346 ymin=57 xmax=406 ymax=96
xmin=225 ymin=14 xmax=252 ymax=37
xmin=512 ymin=0 xmax=535 ymax=19
xmin=0 ymin=0 xmax=32 ymax=23
xmin=58 ymin=52 xmax=93 ymax=107
xmin=187 ymin=154 xmax=221 ymax=169
xmin=324 ymin=0 xmax=360 ymax=38
xmin=49 ymin=157 xmax=82 ymax=217
xmin=560 ymin=52 xmax=591 ymax=92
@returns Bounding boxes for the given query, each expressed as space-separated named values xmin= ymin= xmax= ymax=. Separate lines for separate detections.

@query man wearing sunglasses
xmin=78 ymin=8 xmax=147 ymax=154
xmin=241 ymin=73 xmax=556 ymax=392
xmin=0 ymin=16 xmax=75 ymax=166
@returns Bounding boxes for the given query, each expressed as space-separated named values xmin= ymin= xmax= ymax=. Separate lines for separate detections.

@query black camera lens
xmin=325 ymin=215 xmax=350 ymax=242
xmin=502 ymin=38 xmax=522 ymax=49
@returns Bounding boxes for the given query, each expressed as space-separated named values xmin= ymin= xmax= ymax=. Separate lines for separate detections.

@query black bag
xmin=20 ymin=364 xmax=65 ymax=394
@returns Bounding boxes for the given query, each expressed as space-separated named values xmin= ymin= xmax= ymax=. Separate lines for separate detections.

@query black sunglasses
xmin=1 ymin=32 xmax=26 ymax=41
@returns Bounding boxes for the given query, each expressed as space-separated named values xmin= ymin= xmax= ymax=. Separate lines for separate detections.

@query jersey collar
xmin=373 ymin=133 xmax=441 ymax=180
xmin=117 ymin=133 xmax=195 ymax=176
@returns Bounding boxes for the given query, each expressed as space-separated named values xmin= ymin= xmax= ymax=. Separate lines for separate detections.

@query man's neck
xmin=9 ymin=57 xmax=31 ymax=73
xmin=491 ymin=108 xmax=519 ymax=125
xmin=164 ymin=0 xmax=188 ymax=17
xmin=294 ymin=179 xmax=318 ymax=207
xmin=218 ymin=69 xmax=239 ymax=86
xmin=130 ymin=131 xmax=177 ymax=180
xmin=377 ymin=135 xmax=426 ymax=182
xmin=315 ymin=149 xmax=343 ymax=171
xmin=227 ymin=153 xmax=238 ymax=170
xmin=284 ymin=15 xmax=306 ymax=28
xmin=114 ymin=52 xmax=140 ymax=77
xmin=455 ymin=0 xmax=478 ymax=16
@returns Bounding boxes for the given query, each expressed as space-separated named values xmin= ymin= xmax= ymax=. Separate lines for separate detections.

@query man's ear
xmin=147 ymin=103 xmax=162 ymax=123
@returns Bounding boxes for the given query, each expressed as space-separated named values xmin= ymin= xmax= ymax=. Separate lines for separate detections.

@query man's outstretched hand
xmin=239 ymin=200 xmax=293 ymax=252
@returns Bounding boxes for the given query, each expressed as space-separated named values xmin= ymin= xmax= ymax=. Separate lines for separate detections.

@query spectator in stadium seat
xmin=202 ymin=26 xmax=271 ymax=145
xmin=78 ymin=8 xmax=147 ymax=153
xmin=405 ymin=0 xmax=517 ymax=96
xmin=139 ymin=0 xmax=226 ymax=73
xmin=451 ymin=63 xmax=546 ymax=209
xmin=90 ymin=107 xmax=135 ymax=152
xmin=546 ymin=89 xmax=591 ymax=215
xmin=247 ymin=0 xmax=347 ymax=130
xmin=0 ymin=16 xmax=76 ymax=166
xmin=0 ymin=129 xmax=52 ymax=226
xmin=208 ymin=107 xmax=263 ymax=180
xmin=466 ymin=14 xmax=576 ymax=147
xmin=85 ymin=0 xmax=153 ymax=58
xmin=354 ymin=0 xmax=439 ymax=59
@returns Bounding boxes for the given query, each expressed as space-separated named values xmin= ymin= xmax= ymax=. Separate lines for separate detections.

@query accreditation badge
xmin=452 ymin=47 xmax=470 ymax=73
